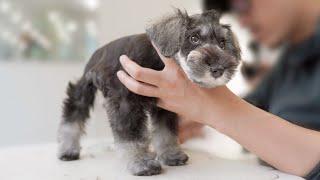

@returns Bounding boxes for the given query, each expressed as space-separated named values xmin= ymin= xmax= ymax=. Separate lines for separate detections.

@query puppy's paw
xmin=159 ymin=149 xmax=189 ymax=166
xmin=128 ymin=157 xmax=162 ymax=176
xmin=59 ymin=152 xmax=80 ymax=161
xmin=57 ymin=144 xmax=80 ymax=161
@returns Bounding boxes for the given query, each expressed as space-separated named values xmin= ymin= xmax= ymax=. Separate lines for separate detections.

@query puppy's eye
xmin=219 ymin=39 xmax=226 ymax=49
xmin=190 ymin=34 xmax=200 ymax=44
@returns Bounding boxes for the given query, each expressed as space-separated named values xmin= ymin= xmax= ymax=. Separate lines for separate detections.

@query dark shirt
xmin=245 ymin=21 xmax=320 ymax=179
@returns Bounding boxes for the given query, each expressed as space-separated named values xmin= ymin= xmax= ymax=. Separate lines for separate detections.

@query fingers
xmin=120 ymin=55 xmax=163 ymax=86
xmin=117 ymin=70 xmax=159 ymax=97
xmin=178 ymin=121 xmax=205 ymax=143
xmin=157 ymin=99 xmax=168 ymax=109
xmin=180 ymin=121 xmax=204 ymax=130
xmin=179 ymin=126 xmax=204 ymax=143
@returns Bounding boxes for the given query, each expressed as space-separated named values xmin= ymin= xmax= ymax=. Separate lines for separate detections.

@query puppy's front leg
xmin=106 ymin=99 xmax=162 ymax=176
xmin=151 ymin=108 xmax=189 ymax=166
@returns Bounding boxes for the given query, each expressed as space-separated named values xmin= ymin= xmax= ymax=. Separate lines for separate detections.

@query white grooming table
xmin=0 ymin=139 xmax=303 ymax=180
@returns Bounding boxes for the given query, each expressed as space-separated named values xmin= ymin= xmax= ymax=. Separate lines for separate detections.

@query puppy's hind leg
xmin=58 ymin=78 xmax=97 ymax=161
xmin=150 ymin=108 xmax=189 ymax=166
xmin=106 ymin=98 xmax=161 ymax=176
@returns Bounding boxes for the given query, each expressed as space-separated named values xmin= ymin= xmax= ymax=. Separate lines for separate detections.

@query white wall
xmin=0 ymin=62 xmax=111 ymax=147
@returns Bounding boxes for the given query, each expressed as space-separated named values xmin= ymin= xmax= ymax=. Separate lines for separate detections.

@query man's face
xmin=234 ymin=0 xmax=299 ymax=47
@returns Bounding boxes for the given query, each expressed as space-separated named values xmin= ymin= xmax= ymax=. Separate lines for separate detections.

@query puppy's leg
xmin=106 ymin=98 xmax=161 ymax=176
xmin=58 ymin=78 xmax=96 ymax=161
xmin=57 ymin=121 xmax=83 ymax=161
xmin=151 ymin=108 xmax=189 ymax=166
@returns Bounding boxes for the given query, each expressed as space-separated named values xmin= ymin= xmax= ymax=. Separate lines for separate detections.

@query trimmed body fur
xmin=57 ymin=9 xmax=241 ymax=176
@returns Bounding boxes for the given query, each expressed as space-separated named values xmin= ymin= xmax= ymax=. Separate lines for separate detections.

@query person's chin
xmin=263 ymin=38 xmax=283 ymax=49
xmin=255 ymin=34 xmax=282 ymax=49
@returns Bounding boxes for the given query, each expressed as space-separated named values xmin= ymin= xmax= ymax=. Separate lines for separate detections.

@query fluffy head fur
xmin=147 ymin=9 xmax=241 ymax=88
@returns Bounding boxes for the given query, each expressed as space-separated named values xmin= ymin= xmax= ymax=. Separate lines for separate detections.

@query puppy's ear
xmin=229 ymin=31 xmax=241 ymax=60
xmin=223 ymin=25 xmax=241 ymax=61
xmin=146 ymin=9 xmax=190 ymax=57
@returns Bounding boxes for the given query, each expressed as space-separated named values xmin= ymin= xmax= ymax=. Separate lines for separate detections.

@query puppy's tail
xmin=62 ymin=77 xmax=97 ymax=124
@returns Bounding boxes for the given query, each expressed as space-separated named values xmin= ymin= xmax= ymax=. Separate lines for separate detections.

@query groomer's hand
xmin=179 ymin=120 xmax=204 ymax=143
xmin=117 ymin=44 xmax=212 ymax=123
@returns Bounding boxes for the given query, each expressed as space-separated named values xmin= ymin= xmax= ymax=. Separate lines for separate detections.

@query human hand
xmin=178 ymin=120 xmax=205 ymax=143
xmin=117 ymin=44 xmax=214 ymax=123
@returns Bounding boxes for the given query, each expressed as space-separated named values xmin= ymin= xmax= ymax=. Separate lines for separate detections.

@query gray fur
xmin=57 ymin=9 xmax=241 ymax=176
xmin=151 ymin=110 xmax=188 ymax=166
xmin=146 ymin=9 xmax=189 ymax=57
xmin=57 ymin=122 xmax=84 ymax=160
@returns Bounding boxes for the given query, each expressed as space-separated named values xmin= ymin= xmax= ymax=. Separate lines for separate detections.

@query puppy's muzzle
xmin=199 ymin=46 xmax=226 ymax=78
xmin=210 ymin=65 xmax=224 ymax=78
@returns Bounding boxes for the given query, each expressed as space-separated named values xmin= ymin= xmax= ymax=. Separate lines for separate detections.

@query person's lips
xmin=250 ymin=26 xmax=262 ymax=40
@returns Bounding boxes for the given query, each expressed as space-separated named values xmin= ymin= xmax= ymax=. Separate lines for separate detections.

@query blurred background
xmin=0 ymin=0 xmax=280 ymax=159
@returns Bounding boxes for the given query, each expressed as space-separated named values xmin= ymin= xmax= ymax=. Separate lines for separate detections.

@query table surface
xmin=0 ymin=139 xmax=304 ymax=180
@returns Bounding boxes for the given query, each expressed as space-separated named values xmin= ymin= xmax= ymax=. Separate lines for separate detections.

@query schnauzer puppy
xmin=57 ymin=9 xmax=241 ymax=176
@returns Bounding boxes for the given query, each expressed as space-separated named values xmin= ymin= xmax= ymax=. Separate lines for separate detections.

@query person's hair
xmin=202 ymin=0 xmax=231 ymax=12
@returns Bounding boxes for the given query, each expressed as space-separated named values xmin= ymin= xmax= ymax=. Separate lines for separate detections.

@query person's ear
xmin=146 ymin=9 xmax=190 ymax=57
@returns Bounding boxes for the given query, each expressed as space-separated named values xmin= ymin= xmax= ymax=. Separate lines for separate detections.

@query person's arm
xmin=201 ymin=86 xmax=320 ymax=177
xmin=116 ymin=52 xmax=320 ymax=177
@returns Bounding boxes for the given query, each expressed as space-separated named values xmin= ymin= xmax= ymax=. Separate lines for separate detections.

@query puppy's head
xmin=146 ymin=9 xmax=241 ymax=88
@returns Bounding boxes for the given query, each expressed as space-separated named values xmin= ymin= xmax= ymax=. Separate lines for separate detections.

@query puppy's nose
xmin=211 ymin=67 xmax=224 ymax=78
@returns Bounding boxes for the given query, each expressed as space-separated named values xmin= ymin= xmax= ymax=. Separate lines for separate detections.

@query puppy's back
xmin=83 ymin=33 xmax=164 ymax=97
xmin=85 ymin=34 xmax=164 ymax=75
